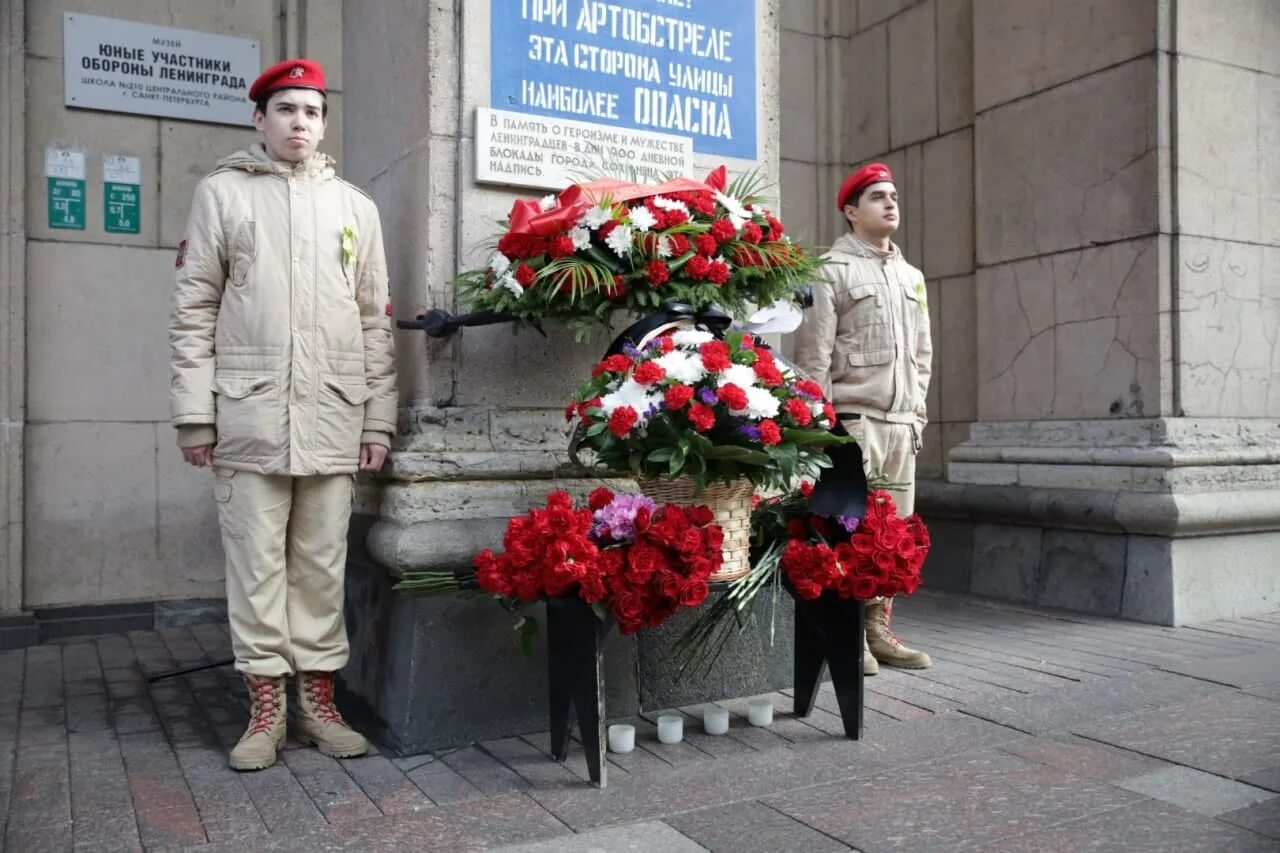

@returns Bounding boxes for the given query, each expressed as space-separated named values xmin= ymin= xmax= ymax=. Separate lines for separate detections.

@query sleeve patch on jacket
xmin=175 ymin=239 xmax=188 ymax=269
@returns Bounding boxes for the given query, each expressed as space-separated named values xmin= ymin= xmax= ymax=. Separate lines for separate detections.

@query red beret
xmin=248 ymin=58 xmax=326 ymax=103
xmin=836 ymin=162 xmax=894 ymax=210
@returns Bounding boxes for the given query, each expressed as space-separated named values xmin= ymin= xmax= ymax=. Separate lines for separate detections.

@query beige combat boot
xmin=295 ymin=671 xmax=370 ymax=758
xmin=866 ymin=598 xmax=932 ymax=669
xmin=862 ymin=632 xmax=880 ymax=676
xmin=229 ymin=674 xmax=286 ymax=771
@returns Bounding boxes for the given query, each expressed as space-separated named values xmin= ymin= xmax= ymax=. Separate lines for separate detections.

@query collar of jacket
xmin=831 ymin=230 xmax=900 ymax=261
xmin=214 ymin=142 xmax=336 ymax=179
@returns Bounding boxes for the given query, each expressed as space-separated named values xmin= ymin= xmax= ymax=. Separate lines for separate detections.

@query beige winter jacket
xmin=793 ymin=231 xmax=932 ymax=428
xmin=168 ymin=143 xmax=397 ymax=475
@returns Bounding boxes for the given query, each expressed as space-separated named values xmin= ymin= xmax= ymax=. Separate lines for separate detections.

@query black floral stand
xmin=545 ymin=596 xmax=609 ymax=787
xmin=545 ymin=588 xmax=865 ymax=788
xmin=791 ymin=593 xmax=865 ymax=739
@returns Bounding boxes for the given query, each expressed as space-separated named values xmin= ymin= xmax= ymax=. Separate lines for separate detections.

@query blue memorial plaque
xmin=491 ymin=0 xmax=757 ymax=161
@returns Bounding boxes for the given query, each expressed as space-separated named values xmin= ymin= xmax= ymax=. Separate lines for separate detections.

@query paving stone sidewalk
xmin=2 ymin=591 xmax=1278 ymax=851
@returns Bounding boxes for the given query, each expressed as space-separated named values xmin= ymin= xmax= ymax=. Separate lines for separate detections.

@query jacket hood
xmin=830 ymin=231 xmax=900 ymax=261
xmin=214 ymin=142 xmax=335 ymax=179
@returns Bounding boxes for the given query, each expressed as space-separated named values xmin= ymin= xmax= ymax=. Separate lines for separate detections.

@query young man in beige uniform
xmin=169 ymin=58 xmax=397 ymax=770
xmin=794 ymin=162 xmax=932 ymax=675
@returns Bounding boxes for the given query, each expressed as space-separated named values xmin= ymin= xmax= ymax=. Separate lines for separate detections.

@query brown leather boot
xmin=229 ymin=674 xmax=286 ymax=771
xmin=295 ymin=671 xmax=370 ymax=758
xmin=866 ymin=598 xmax=931 ymax=669
xmin=862 ymin=632 xmax=880 ymax=676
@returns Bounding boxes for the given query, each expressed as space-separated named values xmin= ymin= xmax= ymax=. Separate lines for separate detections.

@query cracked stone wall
xmin=972 ymin=0 xmax=1280 ymax=422
xmin=1173 ymin=2 xmax=1280 ymax=417
xmin=972 ymin=0 xmax=1167 ymax=423
xmin=781 ymin=0 xmax=977 ymax=479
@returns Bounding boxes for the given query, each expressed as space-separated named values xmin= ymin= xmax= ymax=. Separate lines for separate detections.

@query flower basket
xmin=637 ymin=475 xmax=754 ymax=582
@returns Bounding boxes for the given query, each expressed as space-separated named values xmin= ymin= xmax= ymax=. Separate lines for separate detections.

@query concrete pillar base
xmin=921 ymin=418 xmax=1280 ymax=624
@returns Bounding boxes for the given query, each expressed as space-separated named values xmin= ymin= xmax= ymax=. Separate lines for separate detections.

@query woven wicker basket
xmin=637 ymin=476 xmax=755 ymax=582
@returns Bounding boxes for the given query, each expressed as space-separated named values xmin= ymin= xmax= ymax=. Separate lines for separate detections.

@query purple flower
xmin=622 ymin=342 xmax=643 ymax=359
xmin=837 ymin=515 xmax=861 ymax=533
xmin=592 ymin=493 xmax=658 ymax=543
xmin=738 ymin=424 xmax=762 ymax=441
xmin=698 ymin=388 xmax=719 ymax=405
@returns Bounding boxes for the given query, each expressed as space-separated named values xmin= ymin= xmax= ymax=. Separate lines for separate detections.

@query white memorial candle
xmin=607 ymin=723 xmax=635 ymax=754
xmin=703 ymin=707 xmax=730 ymax=735
xmin=747 ymin=700 xmax=774 ymax=727
xmin=656 ymin=714 xmax=684 ymax=744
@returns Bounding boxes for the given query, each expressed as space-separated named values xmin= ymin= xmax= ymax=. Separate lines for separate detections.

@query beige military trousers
xmin=213 ymin=468 xmax=353 ymax=677
xmin=842 ymin=416 xmax=918 ymax=516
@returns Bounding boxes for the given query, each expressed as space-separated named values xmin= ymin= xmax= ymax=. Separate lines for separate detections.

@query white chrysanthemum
xmin=715 ymin=190 xmax=751 ymax=230
xmin=601 ymin=379 xmax=661 ymax=421
xmin=718 ymin=364 xmax=758 ymax=390
xmin=604 ymin=224 xmax=634 ymax=257
xmin=652 ymin=195 xmax=690 ymax=217
xmin=580 ymin=205 xmax=612 ymax=229
xmin=745 ymin=386 xmax=782 ymax=419
xmin=539 ymin=194 xmax=557 ymax=211
xmin=656 ymin=235 xmax=674 ymax=259
xmin=809 ymin=400 xmax=826 ymax=418
xmin=569 ymin=226 xmax=591 ymax=250
xmin=655 ymin=350 xmax=707 ymax=384
xmin=671 ymin=328 xmax=714 ymax=347
xmin=489 ymin=251 xmax=511 ymax=277
xmin=628 ymin=205 xmax=657 ymax=232
xmin=495 ymin=272 xmax=522 ymax=298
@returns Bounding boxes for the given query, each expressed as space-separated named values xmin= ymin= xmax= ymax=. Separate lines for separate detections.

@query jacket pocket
xmin=842 ymin=283 xmax=892 ymax=364
xmin=229 ymin=220 xmax=257 ymax=287
xmin=212 ymin=374 xmax=276 ymax=458
xmin=317 ymin=377 xmax=370 ymax=460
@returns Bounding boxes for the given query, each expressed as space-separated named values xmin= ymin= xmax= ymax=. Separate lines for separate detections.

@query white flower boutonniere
xmin=342 ymin=226 xmax=357 ymax=266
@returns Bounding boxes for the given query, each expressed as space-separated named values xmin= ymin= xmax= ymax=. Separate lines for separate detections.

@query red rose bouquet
xmin=472 ymin=488 xmax=723 ymax=635
xmin=454 ymin=166 xmax=824 ymax=336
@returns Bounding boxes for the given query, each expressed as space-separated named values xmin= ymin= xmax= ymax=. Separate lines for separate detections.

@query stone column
xmin=341 ymin=1 xmax=787 ymax=748
xmin=1 ymin=0 xmax=25 ymax=618
xmin=925 ymin=0 xmax=1280 ymax=624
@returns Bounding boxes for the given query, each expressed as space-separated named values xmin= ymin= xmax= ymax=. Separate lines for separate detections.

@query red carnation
xmin=656 ymin=335 xmax=675 ymax=354
xmin=758 ymin=419 xmax=782 ymax=445
xmin=587 ymin=487 xmax=615 ymax=511
xmin=695 ymin=234 xmax=718 ymax=256
xmin=633 ymin=361 xmax=666 ymax=385
xmin=665 ymin=209 xmax=689 ymax=227
xmin=608 ymin=406 xmax=638 ymax=438
xmin=699 ymin=341 xmax=732 ymax=372
xmin=796 ymin=378 xmax=825 ymax=399
xmin=785 ymin=398 xmax=813 ymax=426
xmin=708 ymin=261 xmax=731 ymax=285
xmin=668 ymin=233 xmax=690 ymax=255
xmin=550 ymin=235 xmax=576 ymax=258
xmin=741 ymin=222 xmax=763 ymax=244
xmin=753 ymin=360 xmax=784 ymax=387
xmin=799 ymin=480 xmax=815 ymax=498
xmin=718 ymin=383 xmax=749 ymax=411
xmin=765 ymin=215 xmax=784 ymax=237
xmin=688 ymin=402 xmax=716 ymax=432
xmin=823 ymin=402 xmax=837 ymax=424
xmin=687 ymin=255 xmax=712 ymax=279
xmin=688 ymin=505 xmax=715 ymax=526
xmin=646 ymin=260 xmax=670 ymax=285
xmin=592 ymin=354 xmax=632 ymax=377
xmin=691 ymin=194 xmax=716 ymax=216
xmin=664 ymin=384 xmax=694 ymax=410
xmin=514 ymin=264 xmax=536 ymax=287
xmin=604 ymin=274 xmax=627 ymax=300
xmin=710 ymin=219 xmax=736 ymax=243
